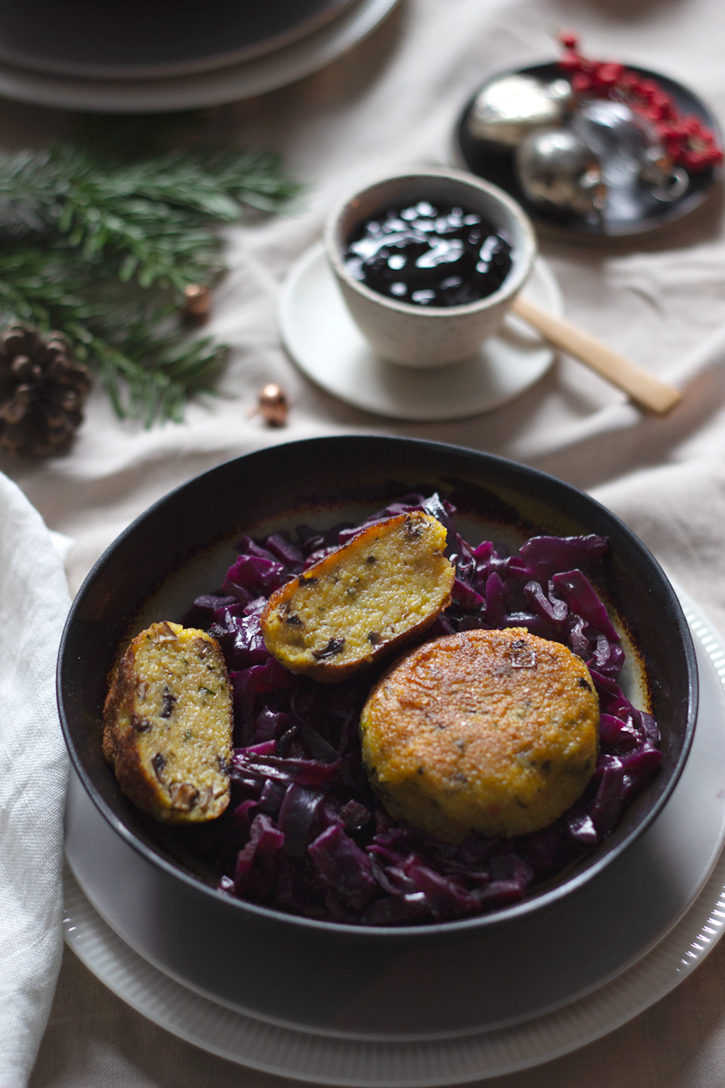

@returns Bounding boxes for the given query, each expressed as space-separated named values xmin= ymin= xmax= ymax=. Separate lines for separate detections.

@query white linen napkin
xmin=0 ymin=472 xmax=71 ymax=1088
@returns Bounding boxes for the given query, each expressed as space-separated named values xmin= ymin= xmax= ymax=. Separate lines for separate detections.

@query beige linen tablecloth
xmin=6 ymin=0 xmax=725 ymax=1083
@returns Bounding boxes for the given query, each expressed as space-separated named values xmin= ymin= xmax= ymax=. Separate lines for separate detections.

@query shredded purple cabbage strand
xmin=180 ymin=494 xmax=661 ymax=926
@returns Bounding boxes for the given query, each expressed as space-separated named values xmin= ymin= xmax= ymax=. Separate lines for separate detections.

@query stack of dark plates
xmin=0 ymin=0 xmax=399 ymax=111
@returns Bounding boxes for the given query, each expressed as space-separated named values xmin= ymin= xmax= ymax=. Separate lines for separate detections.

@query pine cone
xmin=0 ymin=323 xmax=92 ymax=457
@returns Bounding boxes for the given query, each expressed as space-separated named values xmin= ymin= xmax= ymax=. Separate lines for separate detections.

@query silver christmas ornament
xmin=571 ymin=100 xmax=655 ymax=187
xmin=515 ymin=127 xmax=606 ymax=217
xmin=637 ymin=148 xmax=689 ymax=202
xmin=467 ymin=74 xmax=573 ymax=149
xmin=570 ymin=99 xmax=688 ymax=216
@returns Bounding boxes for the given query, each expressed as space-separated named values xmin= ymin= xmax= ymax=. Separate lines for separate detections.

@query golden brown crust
xmin=260 ymin=511 xmax=455 ymax=682
xmin=103 ymin=621 xmax=233 ymax=824
xmin=360 ymin=627 xmax=600 ymax=841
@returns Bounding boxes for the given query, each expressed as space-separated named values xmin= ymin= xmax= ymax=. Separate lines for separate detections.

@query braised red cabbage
xmin=180 ymin=494 xmax=660 ymax=926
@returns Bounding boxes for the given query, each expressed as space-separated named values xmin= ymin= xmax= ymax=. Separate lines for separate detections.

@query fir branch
xmin=0 ymin=145 xmax=300 ymax=291
xmin=92 ymin=329 xmax=227 ymax=427
xmin=0 ymin=245 xmax=94 ymax=332
xmin=0 ymin=143 xmax=301 ymax=425
xmin=0 ymin=242 xmax=228 ymax=423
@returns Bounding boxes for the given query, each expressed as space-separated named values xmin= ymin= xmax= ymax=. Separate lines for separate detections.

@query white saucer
xmin=0 ymin=0 xmax=398 ymax=112
xmin=63 ymin=589 xmax=725 ymax=1085
xmin=278 ymin=241 xmax=562 ymax=421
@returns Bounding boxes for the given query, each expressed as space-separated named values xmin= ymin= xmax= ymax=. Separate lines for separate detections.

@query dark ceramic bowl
xmin=58 ymin=436 xmax=697 ymax=1038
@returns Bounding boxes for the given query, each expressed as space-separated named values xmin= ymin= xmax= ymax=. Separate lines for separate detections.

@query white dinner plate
xmin=63 ymin=588 xmax=725 ymax=1085
xmin=0 ymin=0 xmax=399 ymax=112
xmin=278 ymin=242 xmax=562 ymax=421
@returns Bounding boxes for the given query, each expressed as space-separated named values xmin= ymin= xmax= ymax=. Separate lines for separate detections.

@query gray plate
xmin=0 ymin=0 xmax=356 ymax=79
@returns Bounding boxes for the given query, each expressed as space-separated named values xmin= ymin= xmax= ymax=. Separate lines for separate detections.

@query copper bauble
xmin=258 ymin=383 xmax=288 ymax=426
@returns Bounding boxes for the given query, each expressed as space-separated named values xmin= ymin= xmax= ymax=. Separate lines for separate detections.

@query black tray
xmin=455 ymin=61 xmax=722 ymax=237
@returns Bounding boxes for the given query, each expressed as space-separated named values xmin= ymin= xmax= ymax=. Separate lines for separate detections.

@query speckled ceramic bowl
xmin=324 ymin=166 xmax=536 ymax=367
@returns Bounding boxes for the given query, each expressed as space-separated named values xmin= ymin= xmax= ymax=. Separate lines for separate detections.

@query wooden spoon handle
xmin=511 ymin=295 xmax=682 ymax=416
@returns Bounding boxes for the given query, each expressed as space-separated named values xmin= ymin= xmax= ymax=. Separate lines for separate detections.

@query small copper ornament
xmin=183 ymin=284 xmax=212 ymax=325
xmin=258 ymin=383 xmax=288 ymax=426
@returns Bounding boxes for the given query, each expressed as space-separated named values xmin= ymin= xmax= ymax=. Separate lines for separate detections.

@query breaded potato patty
xmin=260 ymin=511 xmax=454 ymax=682
xmin=360 ymin=627 xmax=599 ymax=840
xmin=103 ymin=621 xmax=233 ymax=824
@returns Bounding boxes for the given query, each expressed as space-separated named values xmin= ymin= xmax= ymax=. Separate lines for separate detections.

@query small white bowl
xmin=324 ymin=166 xmax=537 ymax=368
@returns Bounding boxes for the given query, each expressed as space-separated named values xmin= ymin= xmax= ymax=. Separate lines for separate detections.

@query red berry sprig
xmin=556 ymin=31 xmax=723 ymax=173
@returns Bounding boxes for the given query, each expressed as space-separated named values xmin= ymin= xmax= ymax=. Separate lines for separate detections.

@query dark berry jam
xmin=343 ymin=201 xmax=513 ymax=307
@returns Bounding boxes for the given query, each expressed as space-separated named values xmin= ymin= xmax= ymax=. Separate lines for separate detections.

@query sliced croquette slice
xmin=360 ymin=627 xmax=600 ymax=841
xmin=103 ymin=621 xmax=233 ymax=824
xmin=260 ymin=511 xmax=455 ymax=682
